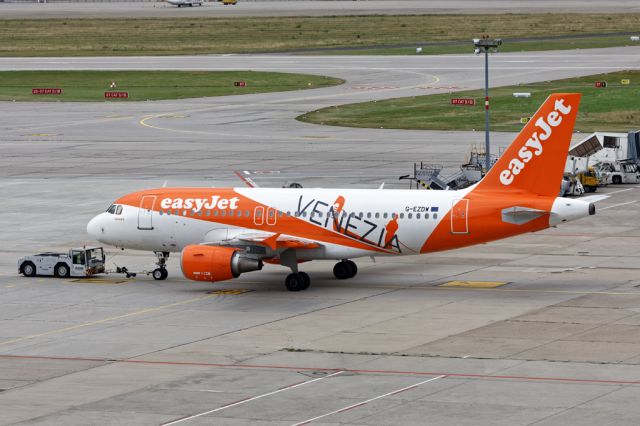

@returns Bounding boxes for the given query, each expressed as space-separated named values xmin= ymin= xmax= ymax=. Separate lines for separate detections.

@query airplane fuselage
xmin=87 ymin=186 xmax=591 ymax=260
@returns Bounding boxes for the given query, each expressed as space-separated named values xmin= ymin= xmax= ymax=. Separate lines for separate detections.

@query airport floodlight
xmin=472 ymin=36 xmax=502 ymax=172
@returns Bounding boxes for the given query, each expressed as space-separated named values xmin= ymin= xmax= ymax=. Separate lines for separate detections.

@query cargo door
xmin=451 ymin=199 xmax=469 ymax=234
xmin=138 ymin=195 xmax=156 ymax=230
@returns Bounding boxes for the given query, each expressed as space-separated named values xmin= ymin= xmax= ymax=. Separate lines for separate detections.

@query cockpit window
xmin=107 ymin=204 xmax=123 ymax=215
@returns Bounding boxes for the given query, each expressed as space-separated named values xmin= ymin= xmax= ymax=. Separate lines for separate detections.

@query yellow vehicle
xmin=576 ymin=168 xmax=599 ymax=193
xmin=222 ymin=0 xmax=237 ymax=4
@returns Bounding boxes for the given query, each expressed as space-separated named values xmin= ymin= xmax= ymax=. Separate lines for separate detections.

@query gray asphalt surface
xmin=3 ymin=0 xmax=640 ymax=19
xmin=1 ymin=47 xmax=640 ymax=425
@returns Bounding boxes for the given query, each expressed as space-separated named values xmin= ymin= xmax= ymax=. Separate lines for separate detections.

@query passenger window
xmin=433 ymin=214 xmax=438 ymax=219
xmin=416 ymin=213 xmax=421 ymax=219
xmin=400 ymin=213 xmax=405 ymax=219
xmin=246 ymin=210 xmax=251 ymax=217
xmin=159 ymin=210 xmax=163 ymax=216
xmin=367 ymin=212 xmax=371 ymax=219
xmin=213 ymin=210 xmax=218 ymax=216
xmin=408 ymin=213 xmax=412 ymax=219
xmin=383 ymin=213 xmax=388 ymax=219
xmin=425 ymin=213 xmax=429 ymax=219
xmin=375 ymin=212 xmax=380 ymax=219
xmin=221 ymin=210 xmax=226 ymax=217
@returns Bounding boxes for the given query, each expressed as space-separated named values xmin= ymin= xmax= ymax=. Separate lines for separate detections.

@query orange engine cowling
xmin=181 ymin=245 xmax=262 ymax=282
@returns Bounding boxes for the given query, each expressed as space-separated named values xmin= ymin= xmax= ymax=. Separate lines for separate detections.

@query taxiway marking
xmin=2 ymin=354 xmax=639 ymax=386
xmin=138 ymin=74 xmax=441 ymax=138
xmin=161 ymin=371 xmax=344 ymax=425
xmin=604 ymin=187 xmax=636 ymax=195
xmin=598 ymin=200 xmax=639 ymax=211
xmin=440 ymin=280 xmax=507 ymax=288
xmin=0 ymin=293 xmax=220 ymax=347
xmin=292 ymin=375 xmax=446 ymax=425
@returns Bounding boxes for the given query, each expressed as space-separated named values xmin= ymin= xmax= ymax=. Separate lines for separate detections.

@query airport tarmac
xmin=1 ymin=48 xmax=640 ymax=425
xmin=3 ymin=0 xmax=640 ymax=19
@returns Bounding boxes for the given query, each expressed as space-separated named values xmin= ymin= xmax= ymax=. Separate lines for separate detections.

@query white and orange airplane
xmin=87 ymin=93 xmax=597 ymax=291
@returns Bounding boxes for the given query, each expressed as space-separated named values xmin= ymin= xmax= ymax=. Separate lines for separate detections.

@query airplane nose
xmin=87 ymin=214 xmax=103 ymax=239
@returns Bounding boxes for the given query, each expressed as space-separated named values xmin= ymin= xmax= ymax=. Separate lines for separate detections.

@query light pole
xmin=473 ymin=36 xmax=502 ymax=172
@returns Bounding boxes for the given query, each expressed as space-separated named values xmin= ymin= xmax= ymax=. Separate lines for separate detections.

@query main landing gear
xmin=279 ymin=250 xmax=358 ymax=292
xmin=280 ymin=248 xmax=311 ymax=292
xmin=284 ymin=260 xmax=358 ymax=292
xmin=285 ymin=271 xmax=310 ymax=292
xmin=333 ymin=260 xmax=357 ymax=280
xmin=152 ymin=251 xmax=169 ymax=281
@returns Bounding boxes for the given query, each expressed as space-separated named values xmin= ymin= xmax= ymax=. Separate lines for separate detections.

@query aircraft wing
xmin=203 ymin=230 xmax=320 ymax=251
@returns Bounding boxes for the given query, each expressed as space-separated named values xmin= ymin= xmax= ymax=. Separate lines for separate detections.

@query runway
xmin=3 ymin=0 xmax=640 ymax=19
xmin=1 ymin=48 xmax=640 ymax=425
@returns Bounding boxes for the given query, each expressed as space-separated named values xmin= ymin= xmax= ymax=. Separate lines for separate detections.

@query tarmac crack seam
xmin=0 ymin=293 xmax=220 ymax=347
xmin=131 ymin=286 xmax=401 ymax=366
xmin=291 ymin=375 xmax=446 ymax=426
xmin=524 ymin=384 xmax=632 ymax=426
xmin=159 ymin=370 xmax=344 ymax=426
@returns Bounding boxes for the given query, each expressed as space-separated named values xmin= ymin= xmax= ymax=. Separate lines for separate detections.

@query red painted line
xmin=1 ymin=354 xmax=638 ymax=386
xmin=233 ymin=170 xmax=256 ymax=188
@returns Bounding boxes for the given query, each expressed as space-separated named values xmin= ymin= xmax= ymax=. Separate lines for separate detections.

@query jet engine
xmin=181 ymin=245 xmax=262 ymax=282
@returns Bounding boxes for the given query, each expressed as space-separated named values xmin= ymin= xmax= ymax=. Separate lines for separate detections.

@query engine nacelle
xmin=181 ymin=245 xmax=262 ymax=282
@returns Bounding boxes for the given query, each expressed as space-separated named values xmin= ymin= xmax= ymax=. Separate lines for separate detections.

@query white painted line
xmin=598 ymin=200 xmax=639 ymax=211
xmin=605 ymin=187 xmax=636 ymax=195
xmin=197 ymin=389 xmax=223 ymax=393
xmin=161 ymin=371 xmax=343 ymax=425
xmin=291 ymin=375 xmax=446 ymax=426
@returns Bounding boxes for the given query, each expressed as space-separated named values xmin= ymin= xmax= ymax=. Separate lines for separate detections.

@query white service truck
xmin=18 ymin=247 xmax=105 ymax=278
xmin=597 ymin=161 xmax=640 ymax=184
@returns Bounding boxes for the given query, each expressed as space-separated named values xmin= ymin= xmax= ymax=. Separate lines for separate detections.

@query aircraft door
xmin=254 ymin=206 xmax=265 ymax=225
xmin=138 ymin=195 xmax=156 ymax=230
xmin=451 ymin=199 xmax=469 ymax=234
xmin=266 ymin=207 xmax=277 ymax=225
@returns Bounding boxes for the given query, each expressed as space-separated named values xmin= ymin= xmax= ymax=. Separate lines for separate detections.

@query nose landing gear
xmin=152 ymin=251 xmax=169 ymax=281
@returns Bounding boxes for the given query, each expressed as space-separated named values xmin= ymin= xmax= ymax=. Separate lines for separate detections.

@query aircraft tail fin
xmin=475 ymin=93 xmax=581 ymax=197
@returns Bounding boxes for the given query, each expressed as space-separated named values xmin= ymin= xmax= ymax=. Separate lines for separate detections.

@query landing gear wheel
xmin=345 ymin=260 xmax=357 ymax=278
xmin=333 ymin=261 xmax=350 ymax=280
xmin=21 ymin=262 xmax=36 ymax=277
xmin=55 ymin=263 xmax=70 ymax=278
xmin=152 ymin=268 xmax=167 ymax=281
xmin=285 ymin=273 xmax=306 ymax=292
xmin=298 ymin=272 xmax=311 ymax=290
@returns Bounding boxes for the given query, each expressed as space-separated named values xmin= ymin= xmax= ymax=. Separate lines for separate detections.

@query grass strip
xmin=1 ymin=14 xmax=639 ymax=56
xmin=297 ymin=71 xmax=640 ymax=133
xmin=0 ymin=70 xmax=343 ymax=101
